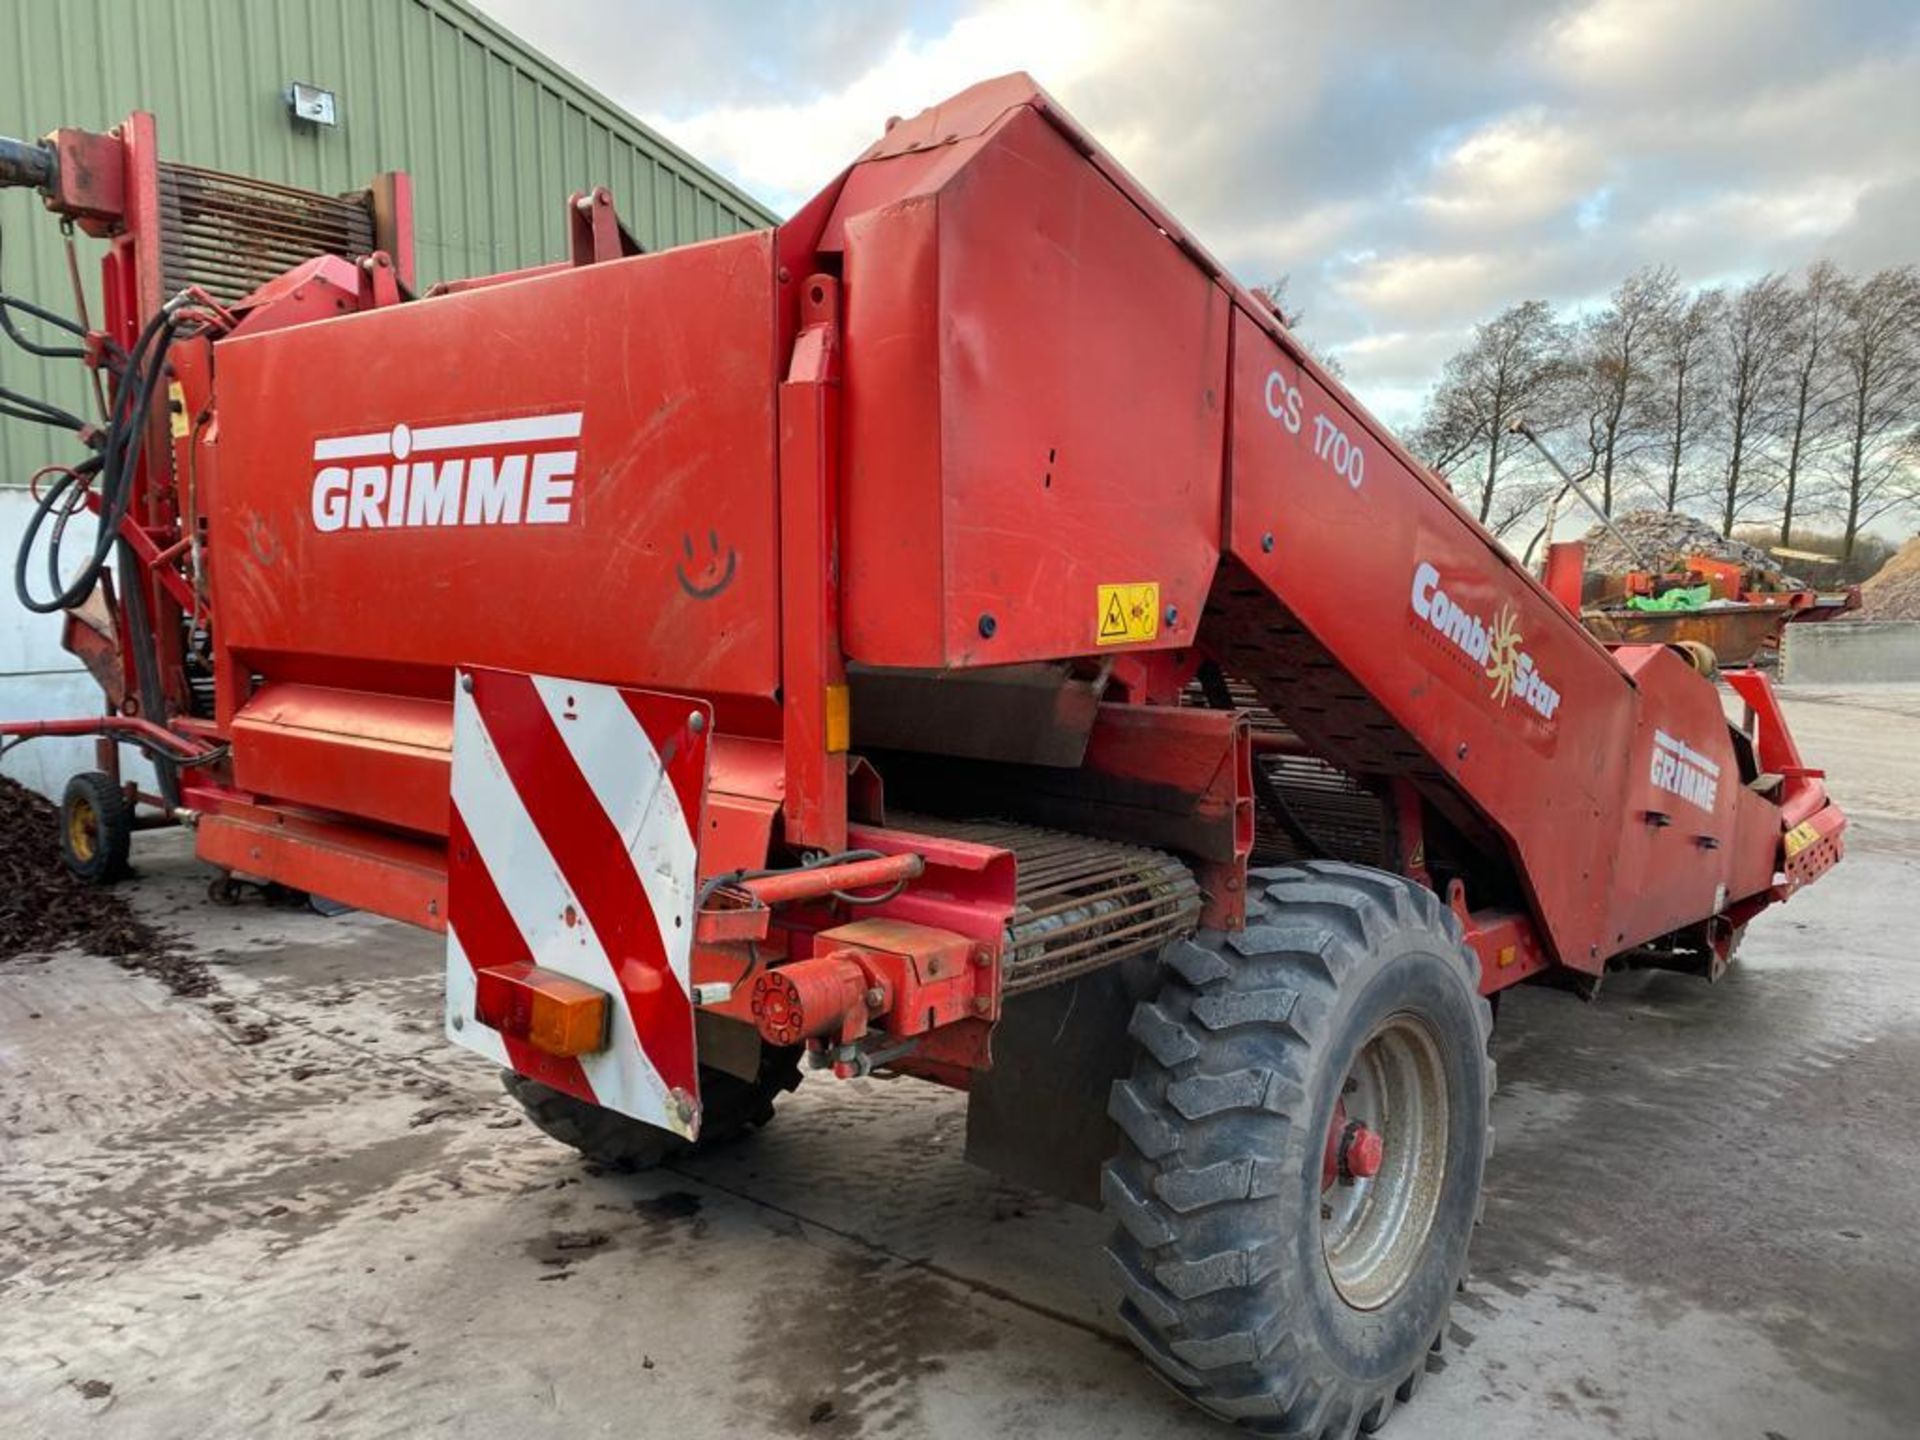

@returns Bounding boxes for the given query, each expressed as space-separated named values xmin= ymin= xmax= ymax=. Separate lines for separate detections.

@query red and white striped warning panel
xmin=446 ymin=667 xmax=710 ymax=1137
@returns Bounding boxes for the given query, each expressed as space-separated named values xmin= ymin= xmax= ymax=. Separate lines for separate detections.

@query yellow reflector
xmin=824 ymin=682 xmax=851 ymax=753
xmin=475 ymin=962 xmax=609 ymax=1057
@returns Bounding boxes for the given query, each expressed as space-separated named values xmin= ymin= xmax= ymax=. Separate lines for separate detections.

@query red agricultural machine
xmin=0 ymin=77 xmax=1845 ymax=1435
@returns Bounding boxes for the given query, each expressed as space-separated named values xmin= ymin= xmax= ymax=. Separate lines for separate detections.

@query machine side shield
xmin=445 ymin=666 xmax=710 ymax=1137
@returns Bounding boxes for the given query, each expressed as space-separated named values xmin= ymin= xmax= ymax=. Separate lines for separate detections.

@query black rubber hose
xmin=1 ymin=392 xmax=90 ymax=429
xmin=116 ymin=535 xmax=180 ymax=807
xmin=0 ymin=215 xmax=89 ymax=359
xmin=1 ymin=294 xmax=88 ymax=358
xmin=1195 ymin=659 xmax=1330 ymax=860
xmin=13 ymin=306 xmax=176 ymax=614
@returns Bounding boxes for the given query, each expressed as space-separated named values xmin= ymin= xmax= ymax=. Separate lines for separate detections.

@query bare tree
xmin=1410 ymin=258 xmax=1918 ymax=554
xmin=1717 ymin=274 xmax=1795 ymax=534
xmin=1776 ymin=260 xmax=1849 ymax=545
xmin=1487 ymin=473 xmax=1565 ymax=543
xmin=1253 ymin=274 xmax=1344 ymax=377
xmin=1253 ymin=275 xmax=1305 ymax=328
xmin=1571 ymin=267 xmax=1675 ymax=514
xmin=1651 ymin=285 xmax=1723 ymax=511
xmin=1411 ymin=300 xmax=1571 ymax=526
xmin=1826 ymin=266 xmax=1920 ymax=556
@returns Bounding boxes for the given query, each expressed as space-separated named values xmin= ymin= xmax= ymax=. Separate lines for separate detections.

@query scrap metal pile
xmin=1573 ymin=509 xmax=1858 ymax=664
xmin=1581 ymin=509 xmax=1794 ymax=581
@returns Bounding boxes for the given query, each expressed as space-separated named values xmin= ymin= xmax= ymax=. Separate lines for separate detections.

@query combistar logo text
xmin=310 ymin=411 xmax=583 ymax=532
xmin=1410 ymin=561 xmax=1562 ymax=722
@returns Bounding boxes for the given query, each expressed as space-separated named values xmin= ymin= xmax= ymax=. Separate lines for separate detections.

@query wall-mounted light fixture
xmin=286 ymin=82 xmax=338 ymax=127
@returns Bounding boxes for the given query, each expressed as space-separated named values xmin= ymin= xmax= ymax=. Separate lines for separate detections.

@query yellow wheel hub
xmin=67 ymin=796 xmax=98 ymax=863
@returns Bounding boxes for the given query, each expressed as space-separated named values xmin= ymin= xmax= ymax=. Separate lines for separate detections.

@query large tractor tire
xmin=503 ymin=1045 xmax=803 ymax=1171
xmin=59 ymin=771 xmax=133 ymax=884
xmin=1104 ymin=862 xmax=1494 ymax=1436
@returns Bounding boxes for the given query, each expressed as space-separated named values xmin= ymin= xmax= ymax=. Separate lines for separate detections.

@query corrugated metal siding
xmin=0 ymin=0 xmax=777 ymax=488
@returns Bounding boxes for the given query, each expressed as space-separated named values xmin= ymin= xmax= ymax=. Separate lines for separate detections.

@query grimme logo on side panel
xmin=310 ymin=411 xmax=584 ymax=531
xmin=1650 ymin=729 xmax=1720 ymax=811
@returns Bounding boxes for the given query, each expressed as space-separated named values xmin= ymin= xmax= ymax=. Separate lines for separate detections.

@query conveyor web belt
xmin=893 ymin=816 xmax=1202 ymax=994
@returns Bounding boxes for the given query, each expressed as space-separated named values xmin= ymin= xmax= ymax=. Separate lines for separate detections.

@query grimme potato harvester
xmin=0 ymin=75 xmax=1845 ymax=1435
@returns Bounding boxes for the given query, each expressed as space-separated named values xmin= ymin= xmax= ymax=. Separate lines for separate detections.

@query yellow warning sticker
xmin=167 ymin=382 xmax=190 ymax=440
xmin=1096 ymin=582 xmax=1161 ymax=646
xmin=1784 ymin=821 xmax=1820 ymax=859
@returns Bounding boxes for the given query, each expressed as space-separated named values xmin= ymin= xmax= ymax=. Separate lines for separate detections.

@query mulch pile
xmin=1858 ymin=536 xmax=1920 ymax=620
xmin=0 ymin=775 xmax=211 ymax=996
xmin=1582 ymin=510 xmax=1791 ymax=581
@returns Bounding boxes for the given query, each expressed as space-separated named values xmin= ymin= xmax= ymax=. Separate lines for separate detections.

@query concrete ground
xmin=3 ymin=689 xmax=1917 ymax=1440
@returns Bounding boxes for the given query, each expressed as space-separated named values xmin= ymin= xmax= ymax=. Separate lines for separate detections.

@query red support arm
xmin=777 ymin=274 xmax=848 ymax=851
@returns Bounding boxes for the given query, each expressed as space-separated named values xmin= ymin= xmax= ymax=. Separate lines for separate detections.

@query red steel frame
xmin=1 ymin=82 xmax=1847 ymax=1095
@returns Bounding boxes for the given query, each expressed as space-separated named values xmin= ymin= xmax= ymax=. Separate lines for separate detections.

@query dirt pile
xmin=0 ymin=775 xmax=201 ymax=990
xmin=1582 ymin=510 xmax=1787 ymax=579
xmin=1858 ymin=536 xmax=1920 ymax=620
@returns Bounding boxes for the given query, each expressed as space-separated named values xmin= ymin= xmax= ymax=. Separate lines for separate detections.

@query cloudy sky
xmin=476 ymin=0 xmax=1919 ymax=428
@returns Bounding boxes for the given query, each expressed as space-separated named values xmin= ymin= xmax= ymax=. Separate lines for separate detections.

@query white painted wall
xmin=0 ymin=488 xmax=158 ymax=799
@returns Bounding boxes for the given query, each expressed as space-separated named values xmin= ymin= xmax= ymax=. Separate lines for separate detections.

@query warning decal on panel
xmin=1097 ymin=582 xmax=1160 ymax=646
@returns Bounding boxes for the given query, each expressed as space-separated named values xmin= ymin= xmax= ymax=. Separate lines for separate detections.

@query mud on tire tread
xmin=503 ymin=1045 xmax=803 ymax=1171
xmin=1103 ymin=861 xmax=1494 ymax=1437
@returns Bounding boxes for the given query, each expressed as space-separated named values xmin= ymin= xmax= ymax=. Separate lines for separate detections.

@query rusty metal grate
xmin=157 ymin=161 xmax=376 ymax=302
xmin=898 ymin=816 xmax=1201 ymax=994
xmin=1181 ymin=671 xmax=1390 ymax=867
xmin=1251 ymin=753 xmax=1388 ymax=867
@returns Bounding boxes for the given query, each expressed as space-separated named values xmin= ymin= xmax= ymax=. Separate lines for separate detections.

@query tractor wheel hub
xmin=1340 ymin=1121 xmax=1384 ymax=1180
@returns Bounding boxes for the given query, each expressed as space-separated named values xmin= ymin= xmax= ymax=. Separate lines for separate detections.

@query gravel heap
xmin=1582 ymin=509 xmax=1786 ymax=579
xmin=0 ymin=775 xmax=203 ymax=991
xmin=1859 ymin=536 xmax=1920 ymax=620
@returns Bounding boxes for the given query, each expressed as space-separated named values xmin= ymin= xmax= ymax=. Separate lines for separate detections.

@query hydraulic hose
xmin=0 ymin=213 xmax=88 ymax=360
xmin=13 ymin=303 xmax=179 ymax=614
xmin=116 ymin=535 xmax=180 ymax=807
xmin=1196 ymin=659 xmax=1331 ymax=860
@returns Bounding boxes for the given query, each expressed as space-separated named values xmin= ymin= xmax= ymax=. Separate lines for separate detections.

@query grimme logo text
xmin=310 ymin=412 xmax=582 ymax=531
xmin=1650 ymin=729 xmax=1720 ymax=811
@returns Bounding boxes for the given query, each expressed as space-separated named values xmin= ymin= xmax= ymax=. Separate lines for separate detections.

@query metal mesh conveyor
xmin=157 ymin=162 xmax=376 ymax=302
xmin=896 ymin=816 xmax=1202 ymax=994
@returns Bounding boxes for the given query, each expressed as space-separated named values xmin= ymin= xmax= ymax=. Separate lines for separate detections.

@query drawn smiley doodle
xmin=676 ymin=528 xmax=737 ymax=600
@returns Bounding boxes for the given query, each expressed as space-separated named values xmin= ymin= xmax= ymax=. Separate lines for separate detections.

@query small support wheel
xmin=208 ymin=874 xmax=244 ymax=906
xmin=59 ymin=771 xmax=133 ymax=884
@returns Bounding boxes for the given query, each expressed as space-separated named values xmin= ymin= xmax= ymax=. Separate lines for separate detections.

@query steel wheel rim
xmin=67 ymin=796 xmax=98 ymax=862
xmin=1321 ymin=1013 xmax=1449 ymax=1310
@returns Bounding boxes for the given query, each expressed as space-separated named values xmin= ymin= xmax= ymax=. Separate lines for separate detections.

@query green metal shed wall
xmin=0 ymin=0 xmax=778 ymax=488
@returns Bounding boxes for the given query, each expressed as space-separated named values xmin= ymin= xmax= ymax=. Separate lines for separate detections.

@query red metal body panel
xmin=813 ymin=73 xmax=1838 ymax=973
xmin=229 ymin=683 xmax=453 ymax=837
xmin=209 ymin=232 xmax=782 ymax=710
xmin=1224 ymin=310 xmax=1635 ymax=964
xmin=188 ymin=789 xmax=447 ymax=930
xmin=836 ymin=103 xmax=1227 ymax=668
xmin=1606 ymin=646 xmax=1778 ymax=949
xmin=1075 ymin=704 xmax=1253 ymax=929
